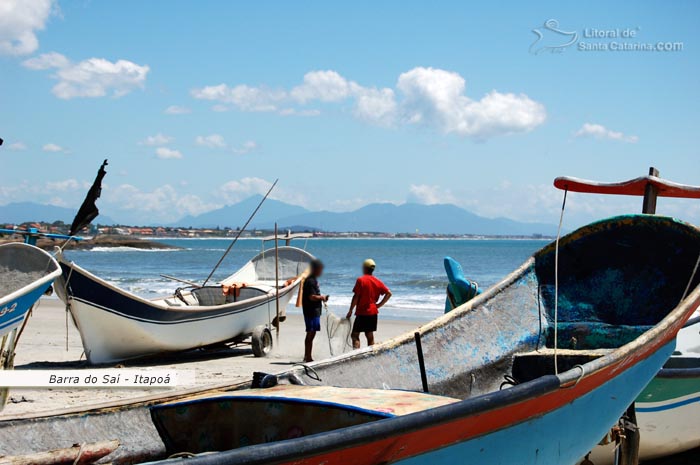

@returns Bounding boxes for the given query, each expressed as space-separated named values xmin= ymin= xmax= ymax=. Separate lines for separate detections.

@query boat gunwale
xmin=0 ymin=242 xmax=61 ymax=307
xmin=151 ymin=375 xmax=564 ymax=465
xmin=67 ymin=284 xmax=297 ymax=325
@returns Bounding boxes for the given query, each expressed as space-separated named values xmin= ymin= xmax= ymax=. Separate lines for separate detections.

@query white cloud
xmin=140 ymin=133 xmax=173 ymax=146
xmin=0 ymin=0 xmax=55 ymax=56
xmin=164 ymin=105 xmax=191 ymax=115
xmin=290 ymin=70 xmax=355 ymax=103
xmin=21 ymin=51 xmax=68 ymax=69
xmin=195 ymin=134 xmax=226 ymax=148
xmin=155 ymin=147 xmax=183 ymax=159
xmin=42 ymin=143 xmax=64 ymax=152
xmin=218 ymin=177 xmax=273 ymax=203
xmin=211 ymin=104 xmax=229 ymax=112
xmin=397 ymin=67 xmax=546 ymax=138
xmin=191 ymin=84 xmax=285 ymax=112
xmin=191 ymin=67 xmax=545 ymax=139
xmin=217 ymin=177 xmax=308 ymax=207
xmin=45 ymin=178 xmax=88 ymax=191
xmin=232 ymin=140 xmax=257 ymax=155
xmin=354 ymin=87 xmax=397 ymax=126
xmin=7 ymin=142 xmax=27 ymax=150
xmin=22 ymin=52 xmax=149 ymax=99
xmin=278 ymin=108 xmax=321 ymax=116
xmin=407 ymin=184 xmax=456 ymax=205
xmin=0 ymin=178 xmax=90 ymax=207
xmin=574 ymin=123 xmax=638 ymax=143
xmin=106 ymin=184 xmax=217 ymax=223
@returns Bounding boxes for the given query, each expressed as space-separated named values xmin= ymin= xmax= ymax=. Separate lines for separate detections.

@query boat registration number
xmin=0 ymin=303 xmax=17 ymax=317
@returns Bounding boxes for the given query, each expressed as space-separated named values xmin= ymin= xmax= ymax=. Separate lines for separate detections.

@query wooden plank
xmin=554 ymin=173 xmax=700 ymax=199
xmin=0 ymin=439 xmax=119 ymax=465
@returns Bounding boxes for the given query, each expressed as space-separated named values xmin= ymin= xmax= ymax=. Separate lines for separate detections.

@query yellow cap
xmin=363 ymin=258 xmax=376 ymax=269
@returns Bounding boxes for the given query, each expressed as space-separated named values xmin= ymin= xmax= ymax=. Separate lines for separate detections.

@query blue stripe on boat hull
xmin=396 ymin=341 xmax=674 ymax=465
xmin=0 ymin=283 xmax=51 ymax=337
xmin=61 ymin=263 xmax=295 ymax=324
xmin=636 ymin=395 xmax=700 ymax=412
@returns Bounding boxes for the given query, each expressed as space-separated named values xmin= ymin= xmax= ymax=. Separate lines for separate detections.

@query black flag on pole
xmin=69 ymin=159 xmax=108 ymax=236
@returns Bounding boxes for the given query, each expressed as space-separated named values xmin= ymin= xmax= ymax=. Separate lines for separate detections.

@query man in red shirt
xmin=346 ymin=258 xmax=392 ymax=348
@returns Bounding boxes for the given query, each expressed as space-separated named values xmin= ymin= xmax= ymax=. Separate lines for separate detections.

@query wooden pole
xmin=642 ymin=166 xmax=659 ymax=214
xmin=414 ymin=332 xmax=429 ymax=393
xmin=616 ymin=404 xmax=641 ymax=465
xmin=620 ymin=167 xmax=655 ymax=465
xmin=0 ymin=439 xmax=120 ymax=465
xmin=274 ymin=223 xmax=280 ymax=345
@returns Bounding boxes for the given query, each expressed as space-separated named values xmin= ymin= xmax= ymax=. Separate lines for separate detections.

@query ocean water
xmin=63 ymin=238 xmax=547 ymax=321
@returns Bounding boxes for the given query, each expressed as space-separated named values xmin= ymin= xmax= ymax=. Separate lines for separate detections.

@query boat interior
xmin=534 ymin=216 xmax=700 ymax=352
xmin=160 ymin=247 xmax=312 ymax=307
xmin=0 ymin=243 xmax=58 ymax=299
xmin=511 ymin=217 xmax=700 ymax=382
xmin=149 ymin=386 xmax=457 ymax=456
xmin=299 ymin=216 xmax=700 ymax=402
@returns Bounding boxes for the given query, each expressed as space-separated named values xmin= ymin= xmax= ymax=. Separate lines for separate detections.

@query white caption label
xmin=0 ymin=369 xmax=196 ymax=388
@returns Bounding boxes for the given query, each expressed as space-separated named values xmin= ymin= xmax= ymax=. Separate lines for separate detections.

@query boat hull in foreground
xmin=149 ymin=343 xmax=675 ymax=465
xmin=1 ymin=215 xmax=699 ymax=465
xmin=587 ymin=317 xmax=700 ymax=464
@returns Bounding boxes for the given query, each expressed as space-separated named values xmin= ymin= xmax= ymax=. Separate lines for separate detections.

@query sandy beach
xmin=0 ymin=298 xmax=421 ymax=419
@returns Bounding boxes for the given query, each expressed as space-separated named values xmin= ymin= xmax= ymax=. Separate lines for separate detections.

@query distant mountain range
xmin=176 ymin=195 xmax=557 ymax=236
xmin=0 ymin=202 xmax=115 ymax=226
xmin=176 ymin=196 xmax=309 ymax=230
xmin=0 ymin=197 xmax=557 ymax=235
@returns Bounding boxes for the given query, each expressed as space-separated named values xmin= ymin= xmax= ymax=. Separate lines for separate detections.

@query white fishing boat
xmin=585 ymin=312 xmax=700 ymax=464
xmin=0 ymin=242 xmax=61 ymax=409
xmin=55 ymin=245 xmax=314 ymax=364
xmin=0 ymin=243 xmax=61 ymax=338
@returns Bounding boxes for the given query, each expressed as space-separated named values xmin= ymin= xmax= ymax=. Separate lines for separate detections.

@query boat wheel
xmin=251 ymin=326 xmax=273 ymax=357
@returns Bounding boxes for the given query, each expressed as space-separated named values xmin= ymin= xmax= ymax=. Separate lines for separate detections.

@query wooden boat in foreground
xmin=590 ymin=316 xmax=700 ymax=463
xmin=54 ymin=246 xmax=314 ymax=364
xmin=1 ymin=214 xmax=698 ymax=465
xmin=554 ymin=169 xmax=700 ymax=464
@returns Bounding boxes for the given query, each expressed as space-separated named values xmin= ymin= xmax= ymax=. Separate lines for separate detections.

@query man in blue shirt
xmin=302 ymin=259 xmax=329 ymax=362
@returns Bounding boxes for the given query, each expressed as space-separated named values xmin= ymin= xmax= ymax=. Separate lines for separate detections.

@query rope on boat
xmin=680 ymin=252 xmax=700 ymax=303
xmin=292 ymin=363 xmax=322 ymax=382
xmin=554 ymin=188 xmax=568 ymax=376
xmin=63 ymin=265 xmax=75 ymax=352
xmin=72 ymin=442 xmax=85 ymax=465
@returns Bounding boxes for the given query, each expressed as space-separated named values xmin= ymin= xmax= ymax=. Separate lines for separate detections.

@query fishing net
xmin=0 ymin=266 xmax=46 ymax=297
xmin=325 ymin=306 xmax=354 ymax=357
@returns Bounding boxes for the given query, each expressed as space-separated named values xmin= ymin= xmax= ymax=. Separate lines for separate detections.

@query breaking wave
xmin=87 ymin=246 xmax=182 ymax=253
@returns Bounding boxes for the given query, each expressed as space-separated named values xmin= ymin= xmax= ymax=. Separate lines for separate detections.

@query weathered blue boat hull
xmin=0 ymin=283 xmax=53 ymax=336
xmin=0 ymin=243 xmax=61 ymax=337
xmin=397 ymin=341 xmax=674 ymax=465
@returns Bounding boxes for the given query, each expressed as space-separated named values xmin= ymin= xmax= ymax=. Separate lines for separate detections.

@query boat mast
xmin=642 ymin=166 xmax=659 ymax=214
xmin=274 ymin=222 xmax=280 ymax=344
xmin=202 ymin=179 xmax=278 ymax=286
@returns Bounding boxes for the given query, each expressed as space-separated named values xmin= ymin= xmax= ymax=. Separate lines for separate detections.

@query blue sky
xmin=1 ymin=1 xmax=699 ymax=226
